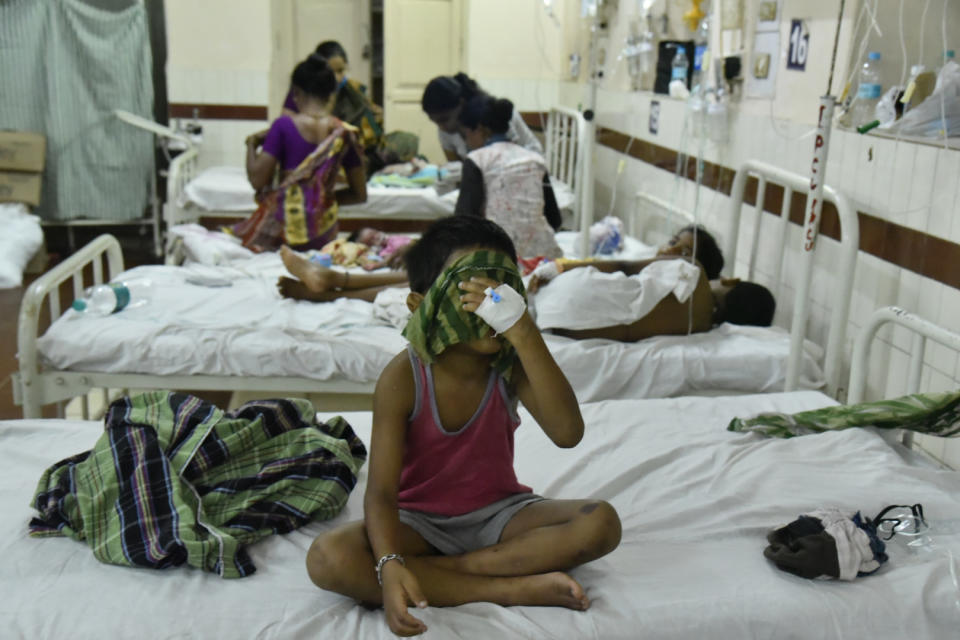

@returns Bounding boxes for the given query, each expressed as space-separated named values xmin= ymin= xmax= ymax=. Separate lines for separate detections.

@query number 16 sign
xmin=787 ymin=19 xmax=809 ymax=71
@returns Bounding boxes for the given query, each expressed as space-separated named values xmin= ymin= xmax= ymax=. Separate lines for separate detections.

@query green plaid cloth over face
xmin=402 ymin=250 xmax=525 ymax=381
xmin=728 ymin=390 xmax=960 ymax=438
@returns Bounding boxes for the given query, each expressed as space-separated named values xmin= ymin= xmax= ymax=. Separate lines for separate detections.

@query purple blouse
xmin=261 ymin=115 xmax=362 ymax=171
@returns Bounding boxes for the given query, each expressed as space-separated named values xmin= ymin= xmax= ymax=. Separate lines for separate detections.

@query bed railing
xmin=726 ymin=160 xmax=859 ymax=397
xmin=630 ymin=191 xmax=697 ymax=243
xmin=14 ymin=234 xmax=125 ymax=419
xmin=545 ymin=107 xmax=592 ymax=256
xmin=848 ymin=306 xmax=960 ymax=449
xmin=164 ymin=146 xmax=200 ymax=229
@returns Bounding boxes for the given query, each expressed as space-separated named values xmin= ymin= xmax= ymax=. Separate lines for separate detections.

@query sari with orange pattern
xmin=227 ymin=122 xmax=362 ymax=253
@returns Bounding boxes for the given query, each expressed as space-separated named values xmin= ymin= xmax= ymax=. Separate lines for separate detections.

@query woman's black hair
xmin=315 ymin=40 xmax=348 ymax=62
xmin=405 ymin=216 xmax=518 ymax=293
xmin=724 ymin=282 xmax=776 ymax=327
xmin=458 ymin=95 xmax=513 ymax=135
xmin=421 ymin=72 xmax=484 ymax=114
xmin=679 ymin=224 xmax=724 ymax=280
xmin=291 ymin=55 xmax=337 ymax=101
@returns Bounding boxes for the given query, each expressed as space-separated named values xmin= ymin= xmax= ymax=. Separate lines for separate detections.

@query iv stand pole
xmin=785 ymin=0 xmax=847 ymax=391
xmin=579 ymin=7 xmax=601 ymax=259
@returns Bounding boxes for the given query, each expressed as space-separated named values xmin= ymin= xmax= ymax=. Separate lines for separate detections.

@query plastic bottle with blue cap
xmin=71 ymin=280 xmax=153 ymax=316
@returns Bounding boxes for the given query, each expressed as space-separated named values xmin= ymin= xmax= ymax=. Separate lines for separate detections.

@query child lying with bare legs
xmin=305 ymin=216 xmax=621 ymax=636
xmin=278 ymin=245 xmax=409 ymax=302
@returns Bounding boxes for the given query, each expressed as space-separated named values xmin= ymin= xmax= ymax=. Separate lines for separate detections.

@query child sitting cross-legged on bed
xmin=305 ymin=215 xmax=622 ymax=637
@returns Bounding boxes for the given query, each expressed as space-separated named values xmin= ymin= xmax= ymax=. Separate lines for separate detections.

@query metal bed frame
xmin=634 ymin=160 xmax=859 ymax=398
xmin=12 ymin=234 xmax=375 ymax=419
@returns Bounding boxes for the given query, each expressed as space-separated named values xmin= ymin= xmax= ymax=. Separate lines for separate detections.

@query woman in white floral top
xmin=454 ymin=95 xmax=562 ymax=261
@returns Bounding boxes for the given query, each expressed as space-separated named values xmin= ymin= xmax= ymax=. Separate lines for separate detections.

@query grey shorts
xmin=399 ymin=493 xmax=544 ymax=556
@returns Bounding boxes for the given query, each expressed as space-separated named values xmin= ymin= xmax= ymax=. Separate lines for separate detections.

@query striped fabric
xmin=728 ymin=390 xmax=960 ymax=439
xmin=402 ymin=250 xmax=525 ymax=381
xmin=29 ymin=392 xmax=367 ymax=578
xmin=0 ymin=0 xmax=154 ymax=221
xmin=225 ymin=122 xmax=361 ymax=252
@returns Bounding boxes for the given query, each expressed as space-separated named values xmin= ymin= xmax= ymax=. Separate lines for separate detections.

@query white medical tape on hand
xmin=530 ymin=260 xmax=560 ymax=281
xmin=475 ymin=284 xmax=526 ymax=334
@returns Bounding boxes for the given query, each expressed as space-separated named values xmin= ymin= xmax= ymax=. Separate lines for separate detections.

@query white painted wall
xmin=569 ymin=1 xmax=960 ymax=468
xmin=165 ymin=0 xmax=274 ymax=169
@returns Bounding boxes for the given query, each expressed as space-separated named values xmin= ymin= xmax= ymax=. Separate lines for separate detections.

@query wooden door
xmin=383 ymin=0 xmax=463 ymax=163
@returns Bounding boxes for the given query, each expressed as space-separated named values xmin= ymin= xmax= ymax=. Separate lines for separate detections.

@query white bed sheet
xmin=181 ymin=165 xmax=576 ymax=221
xmin=37 ymin=256 xmax=407 ymax=384
xmin=4 ymin=392 xmax=960 ymax=638
xmin=36 ymin=252 xmax=825 ymax=398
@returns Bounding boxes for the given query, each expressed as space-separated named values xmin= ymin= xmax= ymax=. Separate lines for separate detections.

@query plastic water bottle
xmin=71 ymin=280 xmax=153 ymax=316
xmin=692 ymin=17 xmax=710 ymax=94
xmin=853 ymin=52 xmax=883 ymax=129
xmin=672 ymin=46 xmax=689 ymax=87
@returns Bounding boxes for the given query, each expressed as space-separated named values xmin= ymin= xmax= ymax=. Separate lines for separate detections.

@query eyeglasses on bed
xmin=873 ymin=503 xmax=929 ymax=541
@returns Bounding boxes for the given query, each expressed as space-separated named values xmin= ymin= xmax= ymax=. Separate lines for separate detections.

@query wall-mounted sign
xmin=649 ymin=100 xmax=660 ymax=135
xmin=787 ymin=19 xmax=809 ymax=71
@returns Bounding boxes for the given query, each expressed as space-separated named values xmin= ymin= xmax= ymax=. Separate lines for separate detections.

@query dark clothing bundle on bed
xmin=29 ymin=392 xmax=366 ymax=578
xmin=764 ymin=507 xmax=888 ymax=580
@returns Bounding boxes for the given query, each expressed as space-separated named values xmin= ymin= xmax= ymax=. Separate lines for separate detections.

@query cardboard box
xmin=0 ymin=131 xmax=46 ymax=172
xmin=0 ymin=171 xmax=42 ymax=207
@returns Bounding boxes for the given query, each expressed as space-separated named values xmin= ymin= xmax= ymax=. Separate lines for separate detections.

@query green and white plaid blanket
xmin=30 ymin=392 xmax=366 ymax=578
xmin=728 ymin=390 xmax=960 ymax=439
xmin=402 ymin=249 xmax=525 ymax=381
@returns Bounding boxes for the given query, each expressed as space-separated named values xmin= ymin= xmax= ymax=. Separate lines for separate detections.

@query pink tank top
xmin=397 ymin=347 xmax=531 ymax=516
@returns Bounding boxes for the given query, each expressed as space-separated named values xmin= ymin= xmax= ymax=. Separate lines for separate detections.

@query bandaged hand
xmin=527 ymin=260 xmax=561 ymax=294
xmin=459 ymin=276 xmax=528 ymax=335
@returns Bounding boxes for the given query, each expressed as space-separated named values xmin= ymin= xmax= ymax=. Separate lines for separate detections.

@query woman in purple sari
xmin=231 ymin=55 xmax=366 ymax=252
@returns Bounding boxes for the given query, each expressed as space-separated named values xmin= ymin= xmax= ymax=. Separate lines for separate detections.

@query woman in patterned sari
xmin=232 ymin=55 xmax=365 ymax=252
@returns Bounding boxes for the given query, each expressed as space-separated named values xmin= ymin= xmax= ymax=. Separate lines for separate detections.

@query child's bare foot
xmin=277 ymin=276 xmax=333 ymax=301
xmin=280 ymin=245 xmax=344 ymax=292
xmin=518 ymin=572 xmax=591 ymax=611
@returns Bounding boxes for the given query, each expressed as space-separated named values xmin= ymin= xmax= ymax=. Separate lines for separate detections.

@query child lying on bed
xmin=305 ymin=215 xmax=621 ymax=637
xmin=528 ymin=253 xmax=775 ymax=342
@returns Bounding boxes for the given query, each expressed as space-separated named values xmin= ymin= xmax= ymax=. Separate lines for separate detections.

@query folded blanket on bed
xmin=29 ymin=392 xmax=366 ymax=578
xmin=728 ymin=390 xmax=960 ymax=438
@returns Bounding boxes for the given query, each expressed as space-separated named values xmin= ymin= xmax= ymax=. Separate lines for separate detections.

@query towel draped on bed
xmin=728 ymin=390 xmax=960 ymax=438
xmin=29 ymin=392 xmax=366 ymax=578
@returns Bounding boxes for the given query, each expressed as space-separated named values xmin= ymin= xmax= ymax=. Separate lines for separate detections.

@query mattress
xmin=36 ymin=252 xmax=825 ymax=399
xmin=180 ymin=165 xmax=575 ymax=220
xmin=4 ymin=392 xmax=960 ymax=638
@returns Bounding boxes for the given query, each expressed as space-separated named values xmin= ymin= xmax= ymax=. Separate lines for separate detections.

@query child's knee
xmin=306 ymin=530 xmax=358 ymax=591
xmin=580 ymin=501 xmax=622 ymax=554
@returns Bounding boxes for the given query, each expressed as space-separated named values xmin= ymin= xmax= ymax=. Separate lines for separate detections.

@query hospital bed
xmin=12 ymin=160 xmax=853 ymax=419
xmin=162 ymin=107 xmax=587 ymax=262
xmin=4 ymin=306 xmax=960 ymax=638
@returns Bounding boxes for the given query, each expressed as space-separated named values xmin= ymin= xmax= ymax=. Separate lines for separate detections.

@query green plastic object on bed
xmin=728 ymin=390 xmax=960 ymax=439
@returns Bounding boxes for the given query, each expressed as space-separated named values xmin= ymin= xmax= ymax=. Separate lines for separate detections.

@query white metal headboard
xmin=849 ymin=306 xmax=960 ymax=404
xmin=848 ymin=306 xmax=960 ymax=450
xmin=726 ymin=160 xmax=859 ymax=397
xmin=544 ymin=107 xmax=592 ymax=256
xmin=15 ymin=235 xmax=125 ymax=418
